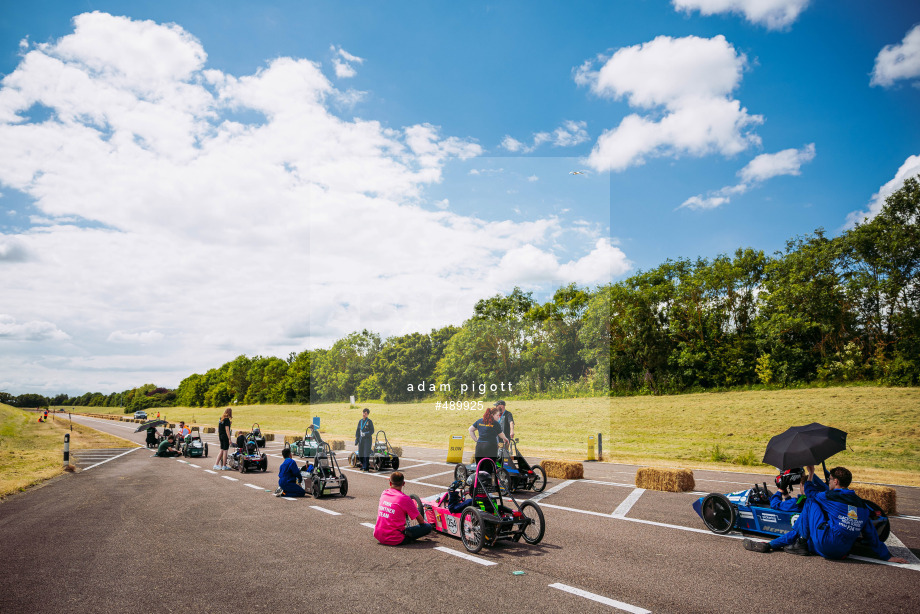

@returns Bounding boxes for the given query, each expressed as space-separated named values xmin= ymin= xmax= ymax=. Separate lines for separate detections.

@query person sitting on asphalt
xmin=770 ymin=480 xmax=806 ymax=512
xmin=273 ymin=447 xmax=306 ymax=497
xmin=373 ymin=471 xmax=432 ymax=545
xmin=156 ymin=435 xmax=181 ymax=458
xmin=744 ymin=465 xmax=908 ymax=563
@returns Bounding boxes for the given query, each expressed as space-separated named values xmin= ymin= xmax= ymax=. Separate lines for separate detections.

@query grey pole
xmin=598 ymin=433 xmax=603 ymax=461
xmin=64 ymin=433 xmax=70 ymax=465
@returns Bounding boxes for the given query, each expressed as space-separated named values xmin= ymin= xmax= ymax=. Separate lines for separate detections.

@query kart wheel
xmin=312 ymin=480 xmax=323 ymax=498
xmin=204 ymin=443 xmax=208 ymax=458
xmin=865 ymin=500 xmax=891 ymax=542
xmin=701 ymin=493 xmax=736 ymax=534
xmin=340 ymin=478 xmax=348 ymax=497
xmin=460 ymin=507 xmax=485 ymax=553
xmin=239 ymin=460 xmax=247 ymax=474
xmin=391 ymin=456 xmax=400 ymax=471
xmin=410 ymin=494 xmax=424 ymax=520
xmin=349 ymin=452 xmax=358 ymax=468
xmin=532 ymin=466 xmax=546 ymax=493
xmin=520 ymin=500 xmax=545 ymax=544
xmin=454 ymin=464 xmax=468 ymax=483
xmin=370 ymin=455 xmax=380 ymax=472
xmin=497 ymin=468 xmax=511 ymax=495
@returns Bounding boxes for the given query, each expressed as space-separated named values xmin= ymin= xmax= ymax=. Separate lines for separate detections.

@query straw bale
xmin=392 ymin=446 xmax=403 ymax=457
xmin=635 ymin=467 xmax=695 ymax=492
xmin=853 ymin=483 xmax=897 ymax=515
xmin=283 ymin=435 xmax=299 ymax=445
xmin=330 ymin=440 xmax=345 ymax=451
xmin=203 ymin=427 xmax=215 ymax=434
xmin=263 ymin=433 xmax=275 ymax=442
xmin=540 ymin=460 xmax=584 ymax=480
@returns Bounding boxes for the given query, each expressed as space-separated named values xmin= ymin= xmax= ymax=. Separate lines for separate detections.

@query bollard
xmin=587 ymin=435 xmax=595 ymax=461
xmin=598 ymin=432 xmax=603 ymax=461
xmin=64 ymin=433 xmax=70 ymax=465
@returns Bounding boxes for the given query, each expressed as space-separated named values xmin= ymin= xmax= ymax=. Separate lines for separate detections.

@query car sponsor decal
xmin=739 ymin=511 xmax=754 ymax=519
xmin=759 ymin=513 xmax=778 ymax=523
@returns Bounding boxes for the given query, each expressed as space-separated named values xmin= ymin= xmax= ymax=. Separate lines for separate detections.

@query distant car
xmin=134 ymin=410 xmax=147 ymax=419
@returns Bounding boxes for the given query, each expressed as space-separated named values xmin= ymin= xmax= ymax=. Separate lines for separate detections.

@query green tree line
xmin=15 ymin=176 xmax=919 ymax=408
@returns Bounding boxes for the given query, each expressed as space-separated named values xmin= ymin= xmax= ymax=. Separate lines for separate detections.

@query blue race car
xmin=692 ymin=483 xmax=891 ymax=542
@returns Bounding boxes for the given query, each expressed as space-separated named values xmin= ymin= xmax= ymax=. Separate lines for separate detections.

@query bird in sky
xmin=569 ymin=170 xmax=588 ymax=175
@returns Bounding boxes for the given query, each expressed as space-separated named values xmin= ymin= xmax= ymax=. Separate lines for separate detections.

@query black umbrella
xmin=135 ymin=419 xmax=168 ymax=432
xmin=762 ymin=422 xmax=847 ymax=470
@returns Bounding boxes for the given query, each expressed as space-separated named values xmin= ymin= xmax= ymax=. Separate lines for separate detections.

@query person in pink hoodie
xmin=373 ymin=471 xmax=432 ymax=545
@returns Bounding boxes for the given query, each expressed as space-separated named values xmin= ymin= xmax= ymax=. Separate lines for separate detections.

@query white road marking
xmin=188 ymin=464 xmax=200 ymax=469
xmin=540 ymin=503 xmax=616 ymax=518
xmin=549 ymin=583 xmax=651 ymax=614
xmin=530 ymin=479 xmax=575 ymax=502
xmin=81 ymin=447 xmax=142 ymax=471
xmin=897 ymin=515 xmax=920 ymax=522
xmin=244 ymin=484 xmax=262 ymax=490
xmin=310 ymin=506 xmax=341 ymax=516
xmin=583 ymin=479 xmax=638 ymax=488
xmin=204 ymin=470 xmax=217 ymax=474
xmin=612 ymin=488 xmax=645 ymax=518
xmin=434 ymin=546 xmax=496 ymax=566
xmin=222 ymin=476 xmax=239 ymax=482
xmin=360 ymin=522 xmax=376 ymax=529
xmin=397 ymin=462 xmax=435 ymax=471
xmin=282 ymin=497 xmax=299 ymax=501
xmin=415 ymin=469 xmax=457 ymax=481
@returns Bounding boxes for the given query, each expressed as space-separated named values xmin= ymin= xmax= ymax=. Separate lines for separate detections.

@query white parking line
xmin=584 ymin=479 xmax=637 ymax=488
xmin=222 ymin=476 xmax=239 ymax=482
xmin=415 ymin=469 xmax=457 ymax=481
xmin=549 ymin=583 xmax=650 ymax=614
xmin=360 ymin=522 xmax=376 ymax=529
xmin=244 ymin=484 xmax=262 ymax=490
xmin=310 ymin=506 xmax=341 ymax=516
xmin=81 ymin=447 xmax=142 ymax=471
xmin=397 ymin=462 xmax=435 ymax=471
xmin=530 ymin=479 xmax=575 ymax=502
xmin=188 ymin=464 xmax=200 ymax=469
xmin=282 ymin=497 xmax=299 ymax=501
xmin=612 ymin=488 xmax=645 ymax=518
xmin=204 ymin=470 xmax=217 ymax=474
xmin=898 ymin=515 xmax=920 ymax=522
xmin=434 ymin=546 xmax=496 ymax=566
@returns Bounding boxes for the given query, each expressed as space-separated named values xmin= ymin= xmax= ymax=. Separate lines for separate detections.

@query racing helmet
xmin=246 ymin=440 xmax=258 ymax=453
xmin=466 ymin=470 xmax=493 ymax=490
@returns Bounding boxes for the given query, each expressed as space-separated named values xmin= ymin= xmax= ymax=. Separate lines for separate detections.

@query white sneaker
xmin=213 ymin=465 xmax=221 ymax=470
xmin=222 ymin=465 xmax=231 ymax=470
xmin=273 ymin=487 xmax=284 ymax=497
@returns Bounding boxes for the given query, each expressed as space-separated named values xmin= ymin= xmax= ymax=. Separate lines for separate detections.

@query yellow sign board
xmin=447 ymin=435 xmax=465 ymax=464
xmin=587 ymin=435 xmax=595 ymax=461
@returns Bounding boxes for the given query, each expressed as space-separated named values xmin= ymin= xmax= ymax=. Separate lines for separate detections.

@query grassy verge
xmin=0 ymin=405 xmax=135 ymax=499
xmin=60 ymin=386 xmax=920 ymax=486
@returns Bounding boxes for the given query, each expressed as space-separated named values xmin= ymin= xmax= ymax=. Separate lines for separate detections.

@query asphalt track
xmin=1 ymin=416 xmax=919 ymax=613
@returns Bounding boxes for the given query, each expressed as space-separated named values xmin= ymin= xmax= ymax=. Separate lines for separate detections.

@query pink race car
xmin=420 ymin=459 xmax=545 ymax=553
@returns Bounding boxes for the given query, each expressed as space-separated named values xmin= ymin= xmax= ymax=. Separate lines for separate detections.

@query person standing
xmin=355 ymin=408 xmax=374 ymax=472
xmin=469 ymin=406 xmax=508 ymax=467
xmin=215 ymin=407 xmax=233 ymax=470
xmin=495 ymin=401 xmax=514 ymax=448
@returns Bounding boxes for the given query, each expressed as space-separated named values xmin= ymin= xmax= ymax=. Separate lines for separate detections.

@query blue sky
xmin=0 ymin=1 xmax=918 ymax=395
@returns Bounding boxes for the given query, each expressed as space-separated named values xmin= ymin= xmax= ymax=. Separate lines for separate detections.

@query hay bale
xmin=540 ymin=460 xmax=584 ymax=479
xmin=635 ymin=467 xmax=695 ymax=492
xmin=283 ymin=435 xmax=299 ymax=445
xmin=392 ymin=446 xmax=403 ymax=457
xmin=203 ymin=427 xmax=215 ymax=434
xmin=330 ymin=440 xmax=345 ymax=450
xmin=853 ymin=483 xmax=897 ymax=515
xmin=263 ymin=433 xmax=275 ymax=442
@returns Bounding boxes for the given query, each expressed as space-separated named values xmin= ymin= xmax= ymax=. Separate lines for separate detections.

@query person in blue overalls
xmin=274 ymin=447 xmax=305 ymax=497
xmin=355 ymin=408 xmax=374 ymax=472
xmin=744 ymin=465 xmax=908 ymax=563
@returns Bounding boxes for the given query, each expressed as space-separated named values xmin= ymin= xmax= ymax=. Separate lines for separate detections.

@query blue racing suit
xmin=278 ymin=457 xmax=305 ymax=497
xmin=769 ymin=491 xmax=804 ymax=512
xmin=769 ymin=475 xmax=892 ymax=560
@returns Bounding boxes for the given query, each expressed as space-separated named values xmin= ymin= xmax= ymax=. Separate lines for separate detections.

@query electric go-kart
xmin=495 ymin=439 xmax=546 ymax=494
xmin=350 ymin=431 xmax=400 ymax=471
xmin=420 ymin=459 xmax=545 ymax=553
xmin=235 ymin=434 xmax=268 ymax=473
xmin=181 ymin=426 xmax=208 ymax=458
xmin=693 ymin=474 xmax=891 ymax=542
xmin=291 ymin=424 xmax=322 ymax=459
xmin=251 ymin=423 xmax=266 ymax=447
xmin=300 ymin=441 xmax=348 ymax=498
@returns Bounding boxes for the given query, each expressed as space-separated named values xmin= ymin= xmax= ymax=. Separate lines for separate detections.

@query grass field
xmin=69 ymin=386 xmax=920 ymax=486
xmin=0 ymin=405 xmax=135 ymax=499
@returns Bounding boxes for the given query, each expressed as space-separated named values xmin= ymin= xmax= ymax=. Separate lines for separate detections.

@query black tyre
xmin=865 ymin=500 xmax=891 ymax=542
xmin=370 ymin=455 xmax=380 ymax=472
xmin=460 ymin=507 xmax=485 ymax=553
xmin=260 ymin=455 xmax=267 ymax=472
xmin=391 ymin=456 xmax=400 ymax=471
xmin=520 ymin=500 xmax=545 ymax=544
xmin=204 ymin=443 xmax=208 ymax=458
xmin=340 ymin=478 xmax=348 ymax=497
xmin=239 ymin=460 xmax=247 ymax=474
xmin=410 ymin=494 xmax=424 ymax=520
xmin=497 ymin=468 xmax=511 ymax=495
xmin=454 ymin=464 xmax=468 ymax=483
xmin=349 ymin=452 xmax=358 ymax=468
xmin=313 ymin=480 xmax=322 ymax=498
xmin=531 ymin=466 xmax=546 ymax=493
xmin=701 ymin=493 xmax=736 ymax=534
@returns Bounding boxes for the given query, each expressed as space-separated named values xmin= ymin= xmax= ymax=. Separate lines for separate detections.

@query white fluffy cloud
xmin=845 ymin=155 xmax=920 ymax=227
xmin=0 ymin=12 xmax=623 ymax=393
xmin=672 ymin=0 xmax=811 ymax=30
xmin=577 ymin=35 xmax=762 ymax=172
xmin=500 ymin=120 xmax=588 ymax=153
xmin=331 ymin=44 xmax=364 ymax=78
xmin=871 ymin=25 xmax=920 ymax=88
xmin=680 ymin=143 xmax=815 ymax=210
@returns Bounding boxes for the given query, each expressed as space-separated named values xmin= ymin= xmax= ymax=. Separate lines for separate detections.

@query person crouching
xmin=273 ymin=447 xmax=306 ymax=497
xmin=373 ymin=471 xmax=432 ymax=545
